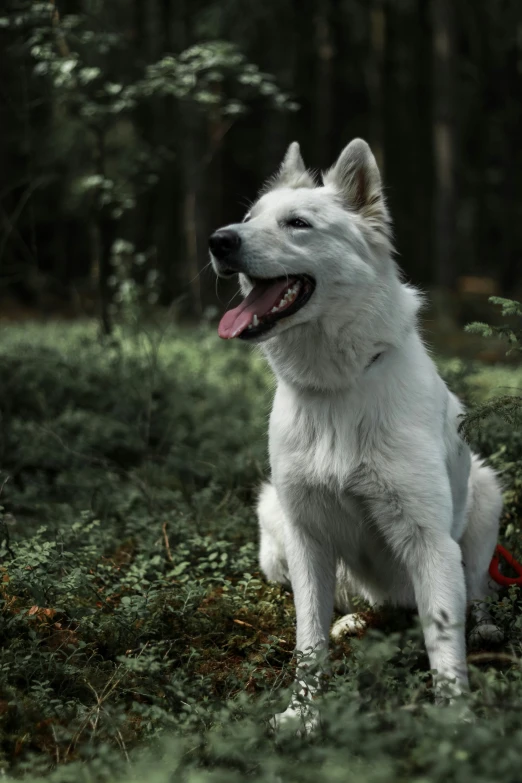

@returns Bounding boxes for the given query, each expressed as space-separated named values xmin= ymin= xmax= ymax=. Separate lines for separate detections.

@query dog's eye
xmin=286 ymin=217 xmax=311 ymax=229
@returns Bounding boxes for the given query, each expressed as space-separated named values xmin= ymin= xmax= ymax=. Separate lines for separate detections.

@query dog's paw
xmin=468 ymin=622 xmax=504 ymax=649
xmin=270 ymin=703 xmax=320 ymax=736
xmin=331 ymin=612 xmax=367 ymax=640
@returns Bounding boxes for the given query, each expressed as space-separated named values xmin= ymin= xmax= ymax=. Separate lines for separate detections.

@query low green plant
xmin=460 ymin=297 xmax=522 ymax=438
xmin=0 ymin=321 xmax=520 ymax=782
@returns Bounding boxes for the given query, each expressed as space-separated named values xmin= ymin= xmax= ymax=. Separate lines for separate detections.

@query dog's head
xmin=210 ymin=139 xmax=393 ymax=343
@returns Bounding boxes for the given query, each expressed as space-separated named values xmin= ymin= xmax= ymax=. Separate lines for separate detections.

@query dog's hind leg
xmin=330 ymin=562 xmax=369 ymax=639
xmin=460 ymin=456 xmax=503 ymax=647
xmin=330 ymin=612 xmax=367 ymax=639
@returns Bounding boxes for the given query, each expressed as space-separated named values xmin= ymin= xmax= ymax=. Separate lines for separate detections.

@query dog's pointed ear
xmin=278 ymin=142 xmax=306 ymax=181
xmin=264 ymin=142 xmax=315 ymax=192
xmin=324 ymin=139 xmax=391 ymax=236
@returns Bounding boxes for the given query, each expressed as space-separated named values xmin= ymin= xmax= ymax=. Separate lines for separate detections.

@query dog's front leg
xmin=403 ymin=531 xmax=469 ymax=701
xmin=273 ymin=521 xmax=336 ymax=732
xmin=369 ymin=466 xmax=469 ymax=701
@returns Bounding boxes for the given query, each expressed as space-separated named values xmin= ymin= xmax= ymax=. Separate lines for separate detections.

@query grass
xmin=0 ymin=319 xmax=521 ymax=782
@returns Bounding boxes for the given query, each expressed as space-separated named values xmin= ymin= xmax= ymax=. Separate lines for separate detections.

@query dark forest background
xmin=1 ymin=0 xmax=521 ymax=330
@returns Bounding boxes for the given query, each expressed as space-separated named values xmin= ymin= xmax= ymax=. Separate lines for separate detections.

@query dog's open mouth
xmin=218 ymin=275 xmax=315 ymax=340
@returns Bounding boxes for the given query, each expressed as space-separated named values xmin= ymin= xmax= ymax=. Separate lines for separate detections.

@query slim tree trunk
xmin=169 ymin=0 xmax=202 ymax=317
xmin=183 ymin=183 xmax=202 ymax=317
xmin=91 ymin=130 xmax=113 ymax=336
xmin=500 ymin=22 xmax=522 ymax=294
xmin=366 ymin=0 xmax=386 ymax=175
xmin=315 ymin=0 xmax=334 ymax=166
xmin=431 ymin=0 xmax=456 ymax=293
xmin=262 ymin=8 xmax=293 ymax=183
xmin=89 ymin=217 xmax=113 ymax=336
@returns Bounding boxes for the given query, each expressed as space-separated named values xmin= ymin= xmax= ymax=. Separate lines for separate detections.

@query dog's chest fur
xmin=266 ymin=338 xmax=471 ymax=604
xmin=271 ymin=383 xmax=369 ymax=488
xmin=268 ymin=370 xmax=405 ymax=594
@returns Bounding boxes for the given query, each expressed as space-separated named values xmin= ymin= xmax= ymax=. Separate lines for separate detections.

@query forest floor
xmin=0 ymin=320 xmax=522 ymax=782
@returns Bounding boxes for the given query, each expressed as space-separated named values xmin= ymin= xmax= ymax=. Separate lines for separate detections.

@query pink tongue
xmin=218 ymin=278 xmax=293 ymax=339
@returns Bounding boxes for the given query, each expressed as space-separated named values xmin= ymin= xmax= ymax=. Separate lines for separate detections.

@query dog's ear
xmin=324 ymin=139 xmax=391 ymax=236
xmin=278 ymin=142 xmax=306 ymax=182
xmin=264 ymin=142 xmax=315 ymax=192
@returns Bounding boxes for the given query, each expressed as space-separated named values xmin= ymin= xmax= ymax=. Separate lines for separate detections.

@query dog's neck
xmin=260 ymin=277 xmax=423 ymax=393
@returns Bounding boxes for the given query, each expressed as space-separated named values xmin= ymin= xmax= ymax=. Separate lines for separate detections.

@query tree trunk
xmin=89 ymin=217 xmax=113 ymax=336
xmin=431 ymin=0 xmax=456 ymax=295
xmin=183 ymin=182 xmax=202 ymax=317
xmin=314 ymin=0 xmax=334 ymax=166
xmin=366 ymin=0 xmax=386 ymax=175
xmin=500 ymin=21 xmax=522 ymax=295
xmin=262 ymin=6 xmax=296 ymax=185
xmin=168 ymin=0 xmax=202 ymax=318
xmin=91 ymin=130 xmax=113 ymax=336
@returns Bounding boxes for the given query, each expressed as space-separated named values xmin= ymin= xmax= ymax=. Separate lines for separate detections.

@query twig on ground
xmin=162 ymin=521 xmax=173 ymax=562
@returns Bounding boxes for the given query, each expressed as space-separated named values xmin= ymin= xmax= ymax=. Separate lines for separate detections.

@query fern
xmin=460 ymin=296 xmax=522 ymax=437
xmin=464 ymin=296 xmax=522 ymax=356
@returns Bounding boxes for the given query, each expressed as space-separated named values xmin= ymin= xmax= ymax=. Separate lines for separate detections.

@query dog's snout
xmin=209 ymin=229 xmax=241 ymax=261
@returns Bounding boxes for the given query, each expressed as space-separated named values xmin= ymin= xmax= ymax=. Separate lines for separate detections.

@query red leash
xmin=489 ymin=544 xmax=522 ymax=586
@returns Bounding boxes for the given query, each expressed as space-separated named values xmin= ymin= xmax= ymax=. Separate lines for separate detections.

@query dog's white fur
xmin=211 ymin=139 xmax=502 ymax=726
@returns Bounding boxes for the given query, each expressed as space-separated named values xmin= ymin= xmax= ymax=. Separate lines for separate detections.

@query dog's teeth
xmin=270 ymin=282 xmax=302 ymax=316
xmin=253 ymin=314 xmax=259 ymax=327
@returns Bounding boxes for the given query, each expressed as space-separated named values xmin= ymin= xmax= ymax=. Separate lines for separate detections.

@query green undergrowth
xmin=0 ymin=320 xmax=521 ymax=782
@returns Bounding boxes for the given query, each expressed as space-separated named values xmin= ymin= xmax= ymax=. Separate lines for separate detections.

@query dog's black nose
xmin=209 ymin=229 xmax=241 ymax=260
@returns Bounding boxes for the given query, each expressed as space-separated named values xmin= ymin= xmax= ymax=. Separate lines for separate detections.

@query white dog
xmin=209 ymin=139 xmax=502 ymax=727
